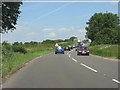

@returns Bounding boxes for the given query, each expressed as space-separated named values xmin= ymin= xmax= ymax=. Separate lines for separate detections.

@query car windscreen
xmin=80 ymin=47 xmax=88 ymax=50
xmin=57 ymin=46 xmax=62 ymax=49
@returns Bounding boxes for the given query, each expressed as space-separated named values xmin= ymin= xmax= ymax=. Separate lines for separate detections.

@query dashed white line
xmin=67 ymin=52 xmax=69 ymax=55
xmin=72 ymin=58 xmax=77 ymax=62
xmin=69 ymin=55 xmax=71 ymax=58
xmin=112 ymin=79 xmax=120 ymax=84
xmin=68 ymin=50 xmax=120 ymax=85
xmin=80 ymin=63 xmax=98 ymax=73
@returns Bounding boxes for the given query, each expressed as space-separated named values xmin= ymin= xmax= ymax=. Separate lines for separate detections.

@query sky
xmin=2 ymin=1 xmax=118 ymax=43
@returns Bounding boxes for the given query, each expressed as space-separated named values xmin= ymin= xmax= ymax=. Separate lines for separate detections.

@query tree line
xmin=2 ymin=36 xmax=76 ymax=46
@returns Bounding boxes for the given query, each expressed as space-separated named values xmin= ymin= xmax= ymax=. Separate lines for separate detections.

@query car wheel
xmin=55 ymin=52 xmax=57 ymax=54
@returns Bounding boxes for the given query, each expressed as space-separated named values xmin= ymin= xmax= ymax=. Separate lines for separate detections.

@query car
xmin=55 ymin=46 xmax=64 ymax=54
xmin=77 ymin=46 xmax=89 ymax=56
xmin=72 ymin=45 xmax=76 ymax=48
xmin=64 ymin=46 xmax=71 ymax=51
xmin=75 ymin=45 xmax=82 ymax=51
xmin=68 ymin=45 xmax=73 ymax=49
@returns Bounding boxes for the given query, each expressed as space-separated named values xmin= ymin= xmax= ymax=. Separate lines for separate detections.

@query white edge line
xmin=22 ymin=1 xmax=119 ymax=3
xmin=72 ymin=58 xmax=77 ymax=62
xmin=81 ymin=63 xmax=98 ymax=73
xmin=112 ymin=79 xmax=120 ymax=84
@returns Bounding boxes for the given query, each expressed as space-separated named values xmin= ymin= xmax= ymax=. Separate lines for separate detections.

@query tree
xmin=30 ymin=41 xmax=38 ymax=45
xmin=42 ymin=39 xmax=55 ymax=44
xmin=2 ymin=41 xmax=10 ymax=45
xmin=54 ymin=39 xmax=64 ymax=43
xmin=1 ymin=2 xmax=22 ymax=33
xmin=13 ymin=42 xmax=19 ymax=45
xmin=69 ymin=36 xmax=77 ymax=41
xmin=85 ymin=12 xmax=119 ymax=44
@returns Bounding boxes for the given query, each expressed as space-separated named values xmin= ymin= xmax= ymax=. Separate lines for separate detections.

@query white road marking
xmin=112 ymin=79 xmax=120 ymax=84
xmin=72 ymin=58 xmax=77 ymax=62
xmin=67 ymin=52 xmax=69 ymax=55
xmin=69 ymin=50 xmax=120 ymax=85
xmin=71 ymin=49 xmax=75 ymax=51
xmin=69 ymin=55 xmax=71 ymax=58
xmin=80 ymin=63 xmax=98 ymax=73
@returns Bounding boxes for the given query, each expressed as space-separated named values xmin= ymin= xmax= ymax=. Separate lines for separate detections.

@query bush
xmin=12 ymin=46 xmax=27 ymax=54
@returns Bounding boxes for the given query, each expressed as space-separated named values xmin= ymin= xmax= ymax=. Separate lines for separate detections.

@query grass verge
xmin=89 ymin=44 xmax=119 ymax=59
xmin=2 ymin=49 xmax=54 ymax=78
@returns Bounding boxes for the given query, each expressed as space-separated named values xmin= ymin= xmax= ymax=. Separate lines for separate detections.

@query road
xmin=2 ymin=49 xmax=119 ymax=88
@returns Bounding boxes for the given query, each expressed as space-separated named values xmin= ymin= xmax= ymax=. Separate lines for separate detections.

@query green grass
xmin=2 ymin=49 xmax=54 ymax=77
xmin=89 ymin=44 xmax=119 ymax=59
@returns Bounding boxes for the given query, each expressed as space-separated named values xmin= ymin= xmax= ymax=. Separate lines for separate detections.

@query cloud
xmin=58 ymin=27 xmax=72 ymax=32
xmin=47 ymin=32 xmax=57 ymax=38
xmin=12 ymin=24 xmax=32 ymax=33
xmin=42 ymin=28 xmax=54 ymax=32
xmin=30 ymin=2 xmax=73 ymax=23
xmin=27 ymin=32 xmax=37 ymax=36
xmin=77 ymin=29 xmax=87 ymax=33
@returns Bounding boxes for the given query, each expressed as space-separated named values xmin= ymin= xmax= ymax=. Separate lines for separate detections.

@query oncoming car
xmin=55 ymin=46 xmax=64 ymax=54
xmin=77 ymin=46 xmax=89 ymax=56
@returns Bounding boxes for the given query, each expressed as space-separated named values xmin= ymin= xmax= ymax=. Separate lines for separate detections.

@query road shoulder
xmin=90 ymin=54 xmax=119 ymax=61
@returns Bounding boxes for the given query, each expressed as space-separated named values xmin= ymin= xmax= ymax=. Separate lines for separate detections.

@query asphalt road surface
xmin=3 ymin=49 xmax=119 ymax=88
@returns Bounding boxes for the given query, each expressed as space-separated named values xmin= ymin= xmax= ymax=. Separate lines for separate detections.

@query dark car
xmin=75 ymin=45 xmax=82 ymax=51
xmin=77 ymin=46 xmax=89 ymax=56
xmin=72 ymin=45 xmax=76 ymax=48
xmin=55 ymin=46 xmax=64 ymax=54
xmin=64 ymin=46 xmax=71 ymax=51
xmin=69 ymin=45 xmax=74 ymax=50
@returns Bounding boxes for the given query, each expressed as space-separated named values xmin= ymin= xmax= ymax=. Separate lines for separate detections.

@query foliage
xmin=2 ymin=49 xmax=53 ymax=77
xmin=69 ymin=36 xmax=77 ymax=41
xmin=2 ymin=41 xmax=10 ymax=45
xmin=42 ymin=39 xmax=55 ymax=44
xmin=2 ymin=44 xmax=27 ymax=57
xmin=86 ymin=12 xmax=119 ymax=45
xmin=12 ymin=46 xmax=27 ymax=54
xmin=89 ymin=45 xmax=119 ymax=59
xmin=2 ymin=42 xmax=54 ymax=77
xmin=13 ymin=42 xmax=23 ymax=45
xmin=1 ymin=2 xmax=22 ymax=33
xmin=41 ymin=36 xmax=75 ymax=45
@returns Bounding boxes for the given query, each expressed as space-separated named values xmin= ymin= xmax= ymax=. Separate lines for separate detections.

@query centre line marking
xmin=112 ymin=79 xmax=120 ymax=84
xmin=68 ymin=55 xmax=71 ymax=58
xmin=81 ymin=63 xmax=98 ymax=73
xmin=72 ymin=58 xmax=77 ymax=62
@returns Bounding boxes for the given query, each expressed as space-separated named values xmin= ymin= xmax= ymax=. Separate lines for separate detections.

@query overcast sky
xmin=2 ymin=1 xmax=118 ymax=43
